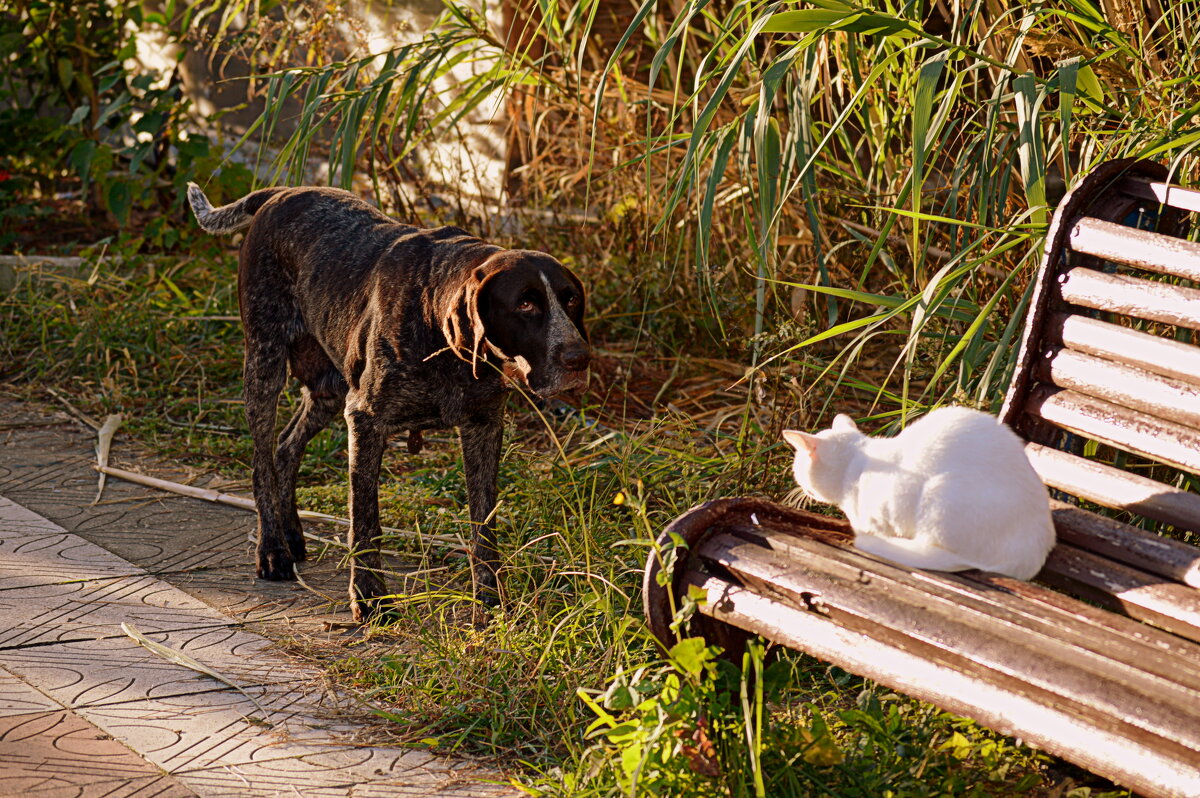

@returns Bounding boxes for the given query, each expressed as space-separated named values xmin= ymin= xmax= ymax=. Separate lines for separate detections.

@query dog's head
xmin=441 ymin=250 xmax=589 ymax=397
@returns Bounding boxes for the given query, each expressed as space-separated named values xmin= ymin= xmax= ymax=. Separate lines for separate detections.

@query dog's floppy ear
xmin=564 ymin=266 xmax=589 ymax=337
xmin=440 ymin=263 xmax=498 ymax=377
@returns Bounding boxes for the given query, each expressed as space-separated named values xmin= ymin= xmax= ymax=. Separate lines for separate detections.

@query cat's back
xmin=901 ymin=407 xmax=1049 ymax=528
xmin=896 ymin=407 xmax=1026 ymax=470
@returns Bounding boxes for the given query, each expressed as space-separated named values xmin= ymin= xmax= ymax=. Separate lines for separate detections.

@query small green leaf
xmin=1076 ymin=64 xmax=1104 ymax=102
xmin=763 ymin=9 xmax=918 ymax=37
xmin=67 ymin=139 xmax=97 ymax=183
xmin=602 ymin=680 xmax=638 ymax=710
xmin=0 ymin=32 xmax=25 ymax=57
xmin=106 ymin=180 xmax=132 ymax=226
xmin=56 ymin=58 xmax=74 ymax=90
xmin=668 ymin=637 xmax=712 ymax=679
xmin=133 ymin=111 xmax=164 ymax=135
xmin=763 ymin=9 xmax=854 ymax=33
xmin=94 ymin=92 xmax=131 ymax=129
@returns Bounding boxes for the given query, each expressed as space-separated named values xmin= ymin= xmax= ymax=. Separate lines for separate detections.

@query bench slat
xmin=1120 ymin=176 xmax=1200 ymax=215
xmin=1025 ymin=443 xmax=1200 ymax=539
xmin=1052 ymin=313 xmax=1200 ymax=386
xmin=1027 ymin=385 xmax=1200 ymax=473
xmin=1070 ymin=217 xmax=1200 ymax=282
xmin=688 ymin=574 xmax=1200 ymax=798
xmin=1057 ymin=267 xmax=1200 ymax=330
xmin=967 ymin=570 xmax=1200 ymax=666
xmin=1048 ymin=499 xmax=1200 ymax=586
xmin=1039 ymin=544 xmax=1200 ymax=642
xmin=702 ymin=532 xmax=1200 ymax=746
xmin=1040 ymin=347 xmax=1200 ymax=428
xmin=725 ymin=518 xmax=1200 ymax=692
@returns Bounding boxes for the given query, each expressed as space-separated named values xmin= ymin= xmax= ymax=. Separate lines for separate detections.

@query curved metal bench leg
xmin=643 ymin=499 xmax=757 ymax=662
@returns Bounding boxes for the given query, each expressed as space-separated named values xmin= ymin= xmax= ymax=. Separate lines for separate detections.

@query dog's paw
xmin=285 ymin=531 xmax=308 ymax=563
xmin=350 ymin=572 xmax=390 ymax=623
xmin=350 ymin=596 xmax=394 ymax=623
xmin=256 ymin=547 xmax=296 ymax=581
xmin=473 ymin=562 xmax=501 ymax=608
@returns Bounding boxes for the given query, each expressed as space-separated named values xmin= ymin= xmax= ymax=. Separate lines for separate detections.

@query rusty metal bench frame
xmin=643 ymin=159 xmax=1200 ymax=798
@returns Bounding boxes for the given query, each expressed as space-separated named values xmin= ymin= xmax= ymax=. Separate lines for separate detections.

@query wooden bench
xmin=642 ymin=158 xmax=1200 ymax=798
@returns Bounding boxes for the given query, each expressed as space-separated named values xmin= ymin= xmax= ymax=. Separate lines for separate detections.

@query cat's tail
xmin=854 ymin=535 xmax=978 ymax=573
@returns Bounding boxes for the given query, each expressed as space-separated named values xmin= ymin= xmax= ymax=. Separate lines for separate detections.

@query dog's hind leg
xmin=274 ymin=339 xmax=348 ymax=563
xmin=243 ymin=336 xmax=297 ymax=580
xmin=460 ymin=409 xmax=504 ymax=607
xmin=275 ymin=388 xmax=344 ymax=563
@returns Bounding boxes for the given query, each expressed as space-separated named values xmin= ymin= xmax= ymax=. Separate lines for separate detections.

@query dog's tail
xmin=186 ymin=182 xmax=286 ymax=235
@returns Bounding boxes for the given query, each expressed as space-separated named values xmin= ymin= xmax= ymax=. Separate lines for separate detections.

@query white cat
xmin=782 ymin=407 xmax=1055 ymax=580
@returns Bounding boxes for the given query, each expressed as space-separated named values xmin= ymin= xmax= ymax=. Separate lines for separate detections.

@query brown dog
xmin=188 ymin=183 xmax=589 ymax=619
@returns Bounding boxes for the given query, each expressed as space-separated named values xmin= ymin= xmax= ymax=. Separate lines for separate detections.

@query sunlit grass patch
xmin=0 ymin=246 xmax=1116 ymax=795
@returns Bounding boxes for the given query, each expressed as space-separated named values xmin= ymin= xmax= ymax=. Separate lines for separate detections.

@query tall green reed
xmin=609 ymin=0 xmax=1200 ymax=417
xmin=236 ymin=0 xmax=1200 ymax=420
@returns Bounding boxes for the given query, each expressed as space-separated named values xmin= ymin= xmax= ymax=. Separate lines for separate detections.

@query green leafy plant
xmin=0 ymin=0 xmax=252 ymax=239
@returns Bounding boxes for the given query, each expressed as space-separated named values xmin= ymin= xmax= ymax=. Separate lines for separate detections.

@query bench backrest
xmin=999 ymin=158 xmax=1200 ymax=586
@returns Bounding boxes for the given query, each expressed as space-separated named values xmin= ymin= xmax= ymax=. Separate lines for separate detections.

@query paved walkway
xmin=0 ymin=400 xmax=511 ymax=797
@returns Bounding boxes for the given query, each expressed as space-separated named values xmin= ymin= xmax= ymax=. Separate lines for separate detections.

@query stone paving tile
xmin=168 ymin=565 xmax=347 ymax=626
xmin=75 ymin=681 xmax=366 ymax=774
xmin=0 ymin=425 xmax=250 ymax=575
xmin=10 ymin=481 xmax=252 ymax=576
xmin=0 ymin=667 xmax=64 ymax=716
xmin=74 ymin=502 xmax=253 ymax=577
xmin=0 ymin=708 xmax=195 ymax=796
xmin=0 ymin=627 xmax=321 ymax=709
xmin=0 ymin=448 xmax=91 ymax=499
xmin=0 ymin=524 xmax=146 ymax=589
xmin=177 ymin=746 xmax=510 ymax=798
xmin=27 ymin=774 xmax=197 ymax=797
xmin=0 ymin=407 xmax=514 ymax=796
xmin=171 ymin=774 xmax=347 ymax=798
xmin=352 ymin=782 xmax=510 ymax=798
xmin=0 ymin=494 xmax=78 ymax=537
xmin=0 ymin=573 xmax=235 ymax=650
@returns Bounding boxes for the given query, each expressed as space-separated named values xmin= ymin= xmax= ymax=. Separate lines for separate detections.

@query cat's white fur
xmin=782 ymin=407 xmax=1055 ymax=580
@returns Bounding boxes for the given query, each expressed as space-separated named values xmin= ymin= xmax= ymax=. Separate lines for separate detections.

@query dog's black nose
xmin=560 ymin=343 xmax=590 ymax=371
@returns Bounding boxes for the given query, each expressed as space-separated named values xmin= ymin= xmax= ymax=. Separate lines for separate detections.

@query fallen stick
xmin=121 ymin=622 xmax=271 ymax=719
xmin=93 ymin=464 xmax=468 ymax=552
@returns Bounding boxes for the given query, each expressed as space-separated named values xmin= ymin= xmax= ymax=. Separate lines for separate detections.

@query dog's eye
xmin=516 ymin=293 xmax=541 ymax=313
xmin=564 ymin=293 xmax=581 ymax=310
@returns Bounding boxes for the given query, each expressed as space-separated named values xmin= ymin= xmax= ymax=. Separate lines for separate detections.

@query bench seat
xmin=643 ymin=158 xmax=1200 ymax=798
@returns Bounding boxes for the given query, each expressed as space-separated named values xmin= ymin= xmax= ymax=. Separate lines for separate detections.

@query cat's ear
xmin=783 ymin=429 xmax=819 ymax=457
xmin=832 ymin=414 xmax=858 ymax=433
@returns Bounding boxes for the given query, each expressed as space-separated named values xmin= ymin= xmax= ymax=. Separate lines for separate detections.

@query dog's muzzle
xmin=547 ymin=341 xmax=590 ymax=396
xmin=505 ymin=342 xmax=590 ymax=398
xmin=550 ymin=368 xmax=589 ymax=396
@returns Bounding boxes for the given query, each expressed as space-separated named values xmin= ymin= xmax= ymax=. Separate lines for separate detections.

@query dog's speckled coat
xmin=188 ymin=183 xmax=589 ymax=619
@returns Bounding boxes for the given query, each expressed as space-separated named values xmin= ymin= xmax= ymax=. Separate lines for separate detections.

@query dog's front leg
xmin=459 ymin=411 xmax=504 ymax=606
xmin=345 ymin=402 xmax=390 ymax=621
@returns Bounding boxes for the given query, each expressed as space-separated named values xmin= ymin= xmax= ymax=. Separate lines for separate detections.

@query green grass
xmin=0 ymin=241 xmax=1127 ymax=796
